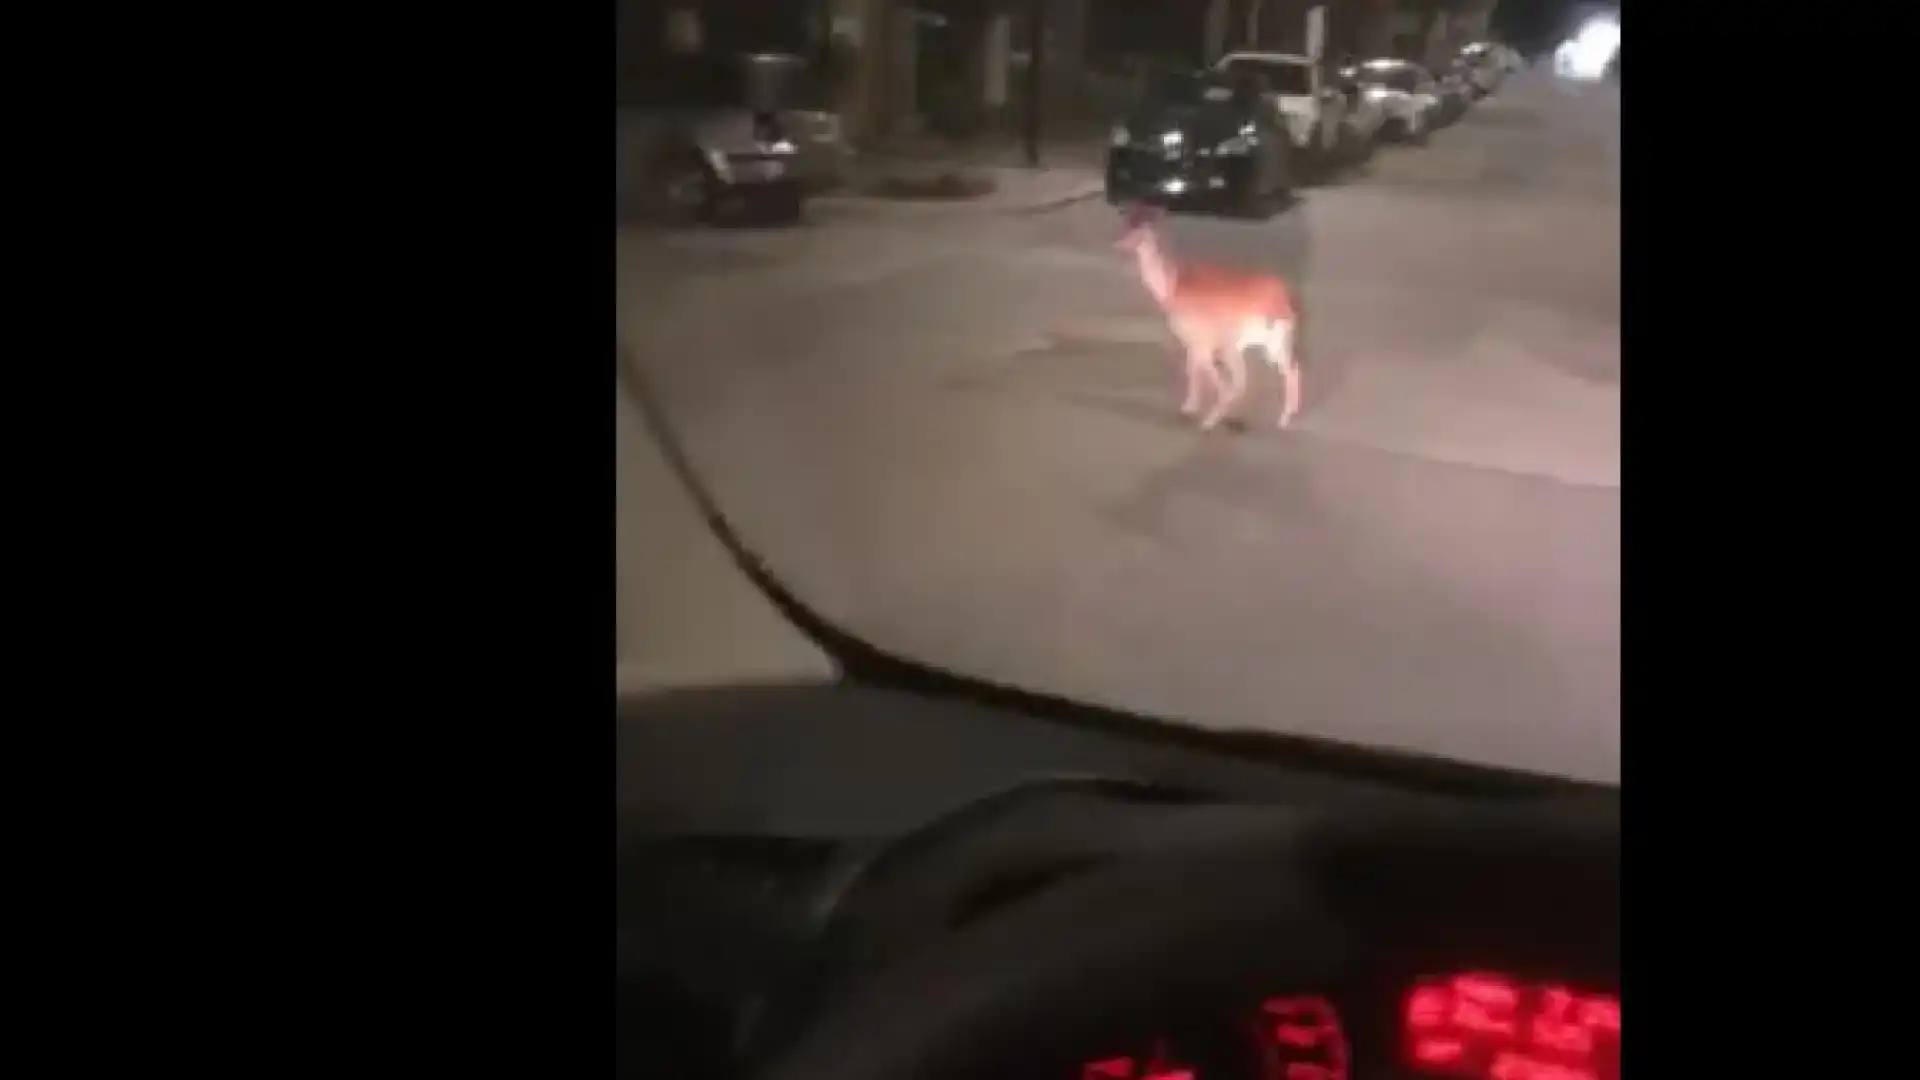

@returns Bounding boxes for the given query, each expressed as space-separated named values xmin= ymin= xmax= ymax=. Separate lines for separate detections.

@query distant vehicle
xmin=1214 ymin=52 xmax=1350 ymax=167
xmin=615 ymin=53 xmax=832 ymax=224
xmin=737 ymin=53 xmax=853 ymax=192
xmin=1106 ymin=70 xmax=1297 ymax=215
xmin=1345 ymin=59 xmax=1443 ymax=143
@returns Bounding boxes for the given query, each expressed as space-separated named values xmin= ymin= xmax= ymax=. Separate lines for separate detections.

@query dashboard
xmin=1065 ymin=972 xmax=1619 ymax=1080
xmin=616 ymin=684 xmax=1618 ymax=1080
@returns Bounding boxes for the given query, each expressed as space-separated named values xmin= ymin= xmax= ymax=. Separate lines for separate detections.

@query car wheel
xmin=1232 ymin=169 xmax=1270 ymax=218
xmin=659 ymin=153 xmax=718 ymax=224
xmin=1266 ymin=144 xmax=1296 ymax=208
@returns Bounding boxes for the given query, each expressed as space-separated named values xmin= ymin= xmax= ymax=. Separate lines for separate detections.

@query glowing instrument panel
xmin=1403 ymin=973 xmax=1619 ymax=1080
xmin=1068 ymin=972 xmax=1618 ymax=1080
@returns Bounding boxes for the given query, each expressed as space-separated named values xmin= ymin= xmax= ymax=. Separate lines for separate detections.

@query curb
xmin=810 ymin=182 xmax=1103 ymax=217
xmin=1009 ymin=185 xmax=1105 ymax=216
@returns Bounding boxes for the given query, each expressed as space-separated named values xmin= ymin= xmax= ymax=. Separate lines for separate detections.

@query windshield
xmin=1218 ymin=57 xmax=1315 ymax=95
xmin=616 ymin=6 xmax=1622 ymax=786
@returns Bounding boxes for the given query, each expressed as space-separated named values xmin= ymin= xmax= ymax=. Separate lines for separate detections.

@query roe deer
xmin=1117 ymin=204 xmax=1301 ymax=430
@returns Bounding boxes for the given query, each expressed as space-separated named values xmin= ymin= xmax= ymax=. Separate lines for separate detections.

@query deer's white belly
xmin=1235 ymin=318 xmax=1275 ymax=354
xmin=1171 ymin=316 xmax=1295 ymax=369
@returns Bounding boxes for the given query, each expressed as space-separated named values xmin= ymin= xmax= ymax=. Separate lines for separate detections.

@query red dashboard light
xmin=1077 ymin=1049 xmax=1194 ymax=1080
xmin=1259 ymin=995 xmax=1351 ymax=1080
xmin=1412 ymin=1037 xmax=1467 ymax=1065
xmin=1402 ymin=973 xmax=1618 ymax=1080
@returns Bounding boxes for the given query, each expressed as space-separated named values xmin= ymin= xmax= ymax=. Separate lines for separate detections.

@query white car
xmin=1333 ymin=66 xmax=1387 ymax=149
xmin=1214 ymin=52 xmax=1348 ymax=163
xmin=1456 ymin=43 xmax=1506 ymax=96
xmin=1347 ymin=59 xmax=1442 ymax=142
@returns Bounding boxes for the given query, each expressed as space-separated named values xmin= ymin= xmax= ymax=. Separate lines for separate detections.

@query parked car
xmin=1345 ymin=58 xmax=1443 ymax=143
xmin=1332 ymin=64 xmax=1387 ymax=158
xmin=1213 ymin=52 xmax=1349 ymax=168
xmin=1106 ymin=70 xmax=1297 ymax=214
xmin=1432 ymin=61 xmax=1476 ymax=125
xmin=615 ymin=53 xmax=817 ymax=224
xmin=737 ymin=52 xmax=854 ymax=192
xmin=1455 ymin=42 xmax=1507 ymax=97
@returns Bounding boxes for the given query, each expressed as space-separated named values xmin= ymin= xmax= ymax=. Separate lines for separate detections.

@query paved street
xmin=616 ymin=70 xmax=1620 ymax=785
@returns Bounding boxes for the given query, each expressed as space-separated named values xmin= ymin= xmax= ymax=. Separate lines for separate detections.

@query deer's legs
xmin=1178 ymin=340 xmax=1212 ymax=417
xmin=1268 ymin=319 xmax=1300 ymax=428
xmin=1201 ymin=346 xmax=1249 ymax=430
xmin=1277 ymin=363 xmax=1301 ymax=429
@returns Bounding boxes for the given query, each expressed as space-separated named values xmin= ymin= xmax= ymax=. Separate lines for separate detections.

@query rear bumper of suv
xmin=1107 ymin=148 xmax=1260 ymax=203
xmin=712 ymin=151 xmax=801 ymax=190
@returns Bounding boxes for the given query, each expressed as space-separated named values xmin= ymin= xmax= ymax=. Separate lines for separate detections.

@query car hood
xmin=1122 ymin=104 xmax=1254 ymax=147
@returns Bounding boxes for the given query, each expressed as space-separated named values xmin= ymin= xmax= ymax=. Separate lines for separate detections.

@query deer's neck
xmin=1133 ymin=236 xmax=1176 ymax=306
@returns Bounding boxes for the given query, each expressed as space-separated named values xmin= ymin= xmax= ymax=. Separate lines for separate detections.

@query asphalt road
xmin=616 ymin=71 xmax=1620 ymax=785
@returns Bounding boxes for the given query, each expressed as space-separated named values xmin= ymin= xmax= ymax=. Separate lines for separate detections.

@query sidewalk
xmin=822 ymin=131 xmax=1108 ymax=215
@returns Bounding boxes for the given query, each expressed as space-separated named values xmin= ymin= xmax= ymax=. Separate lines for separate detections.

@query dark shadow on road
xmin=1045 ymin=381 xmax=1298 ymax=441
xmin=1096 ymin=432 xmax=1319 ymax=544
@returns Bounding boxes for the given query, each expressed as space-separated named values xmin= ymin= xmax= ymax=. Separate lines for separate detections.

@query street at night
xmin=616 ymin=69 xmax=1620 ymax=785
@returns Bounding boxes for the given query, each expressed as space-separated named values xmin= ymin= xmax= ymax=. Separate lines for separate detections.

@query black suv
xmin=1106 ymin=71 xmax=1296 ymax=216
